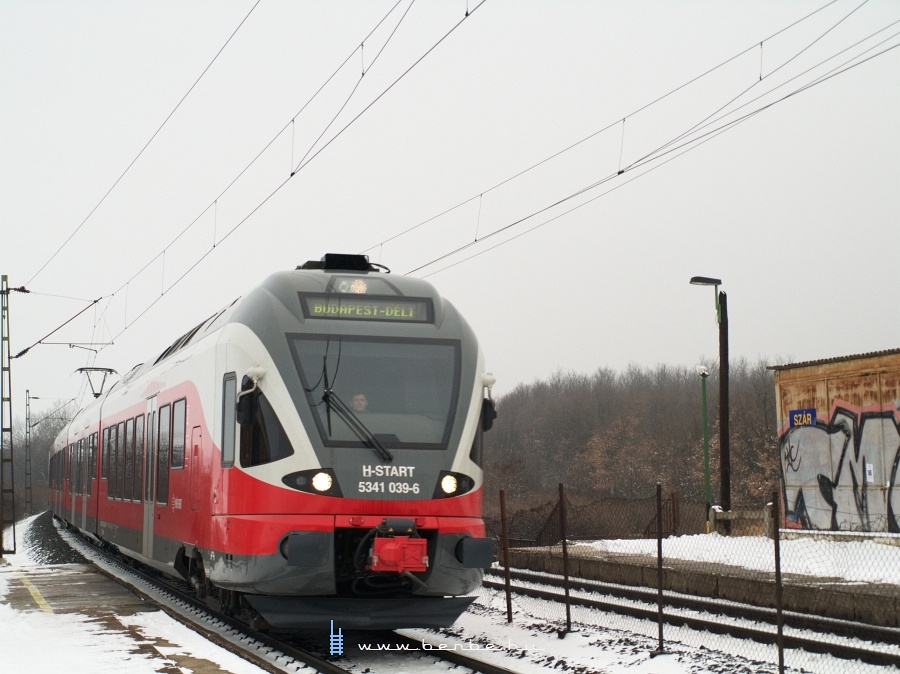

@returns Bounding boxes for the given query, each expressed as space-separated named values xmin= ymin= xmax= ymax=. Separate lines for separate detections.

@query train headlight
xmin=440 ymin=474 xmax=458 ymax=495
xmin=348 ymin=279 xmax=368 ymax=294
xmin=433 ymin=471 xmax=475 ymax=498
xmin=312 ymin=471 xmax=333 ymax=492
xmin=282 ymin=468 xmax=342 ymax=497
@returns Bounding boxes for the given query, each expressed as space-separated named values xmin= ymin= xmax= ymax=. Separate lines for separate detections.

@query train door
xmin=88 ymin=432 xmax=99 ymax=533
xmin=190 ymin=426 xmax=202 ymax=512
xmin=68 ymin=444 xmax=76 ymax=522
xmin=79 ymin=439 xmax=88 ymax=531
xmin=142 ymin=396 xmax=157 ymax=559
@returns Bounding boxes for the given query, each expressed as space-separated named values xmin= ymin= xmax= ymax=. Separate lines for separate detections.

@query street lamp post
xmin=699 ymin=368 xmax=711 ymax=533
xmin=690 ymin=276 xmax=731 ymax=522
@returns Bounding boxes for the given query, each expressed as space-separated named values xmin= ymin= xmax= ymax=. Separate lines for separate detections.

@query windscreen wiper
xmin=322 ymin=390 xmax=394 ymax=462
xmin=323 ymin=359 xmax=333 ymax=436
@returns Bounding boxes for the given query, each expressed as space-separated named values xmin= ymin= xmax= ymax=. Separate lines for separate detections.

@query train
xmin=49 ymin=253 xmax=496 ymax=629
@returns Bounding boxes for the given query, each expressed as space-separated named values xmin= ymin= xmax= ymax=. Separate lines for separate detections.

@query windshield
xmin=289 ymin=335 xmax=460 ymax=450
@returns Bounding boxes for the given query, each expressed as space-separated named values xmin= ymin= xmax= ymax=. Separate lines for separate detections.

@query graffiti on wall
xmin=779 ymin=400 xmax=900 ymax=532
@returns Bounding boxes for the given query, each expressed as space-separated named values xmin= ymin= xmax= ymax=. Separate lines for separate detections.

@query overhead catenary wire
xmin=24 ymin=0 xmax=263 ymax=288
xmin=408 ymin=36 xmax=900 ymax=278
xmin=29 ymin=399 xmax=78 ymax=429
xmin=12 ymin=298 xmax=103 ymax=359
xmin=96 ymin=1 xmax=487 ymax=350
xmin=404 ymin=7 xmax=900 ymax=276
xmin=20 ymin=0 xmax=895 ymax=380
xmin=24 ymin=0 xmax=831 ymax=324
xmin=292 ymin=0 xmax=418 ymax=173
xmin=623 ymin=19 xmax=900 ymax=178
xmin=292 ymin=0 xmax=488 ymax=177
xmin=626 ymin=0 xmax=876 ymax=176
xmin=103 ymin=0 xmax=417 ymax=303
xmin=360 ymin=0 xmax=844 ymax=256
xmin=80 ymin=0 xmax=415 ymax=346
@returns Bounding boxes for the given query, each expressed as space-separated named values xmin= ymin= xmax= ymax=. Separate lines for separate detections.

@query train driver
xmin=351 ymin=393 xmax=369 ymax=413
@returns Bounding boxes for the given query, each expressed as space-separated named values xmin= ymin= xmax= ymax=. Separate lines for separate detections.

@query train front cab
xmin=205 ymin=266 xmax=497 ymax=629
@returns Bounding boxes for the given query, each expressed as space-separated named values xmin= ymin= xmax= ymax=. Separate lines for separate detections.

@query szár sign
xmin=789 ymin=408 xmax=817 ymax=427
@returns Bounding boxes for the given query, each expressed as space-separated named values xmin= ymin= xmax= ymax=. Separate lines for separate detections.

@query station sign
xmin=789 ymin=408 xmax=817 ymax=427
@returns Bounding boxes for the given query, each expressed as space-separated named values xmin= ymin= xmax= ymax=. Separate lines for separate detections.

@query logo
xmin=329 ymin=620 xmax=344 ymax=656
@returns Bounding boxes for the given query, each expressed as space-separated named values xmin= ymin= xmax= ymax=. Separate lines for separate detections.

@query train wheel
xmin=189 ymin=553 xmax=207 ymax=599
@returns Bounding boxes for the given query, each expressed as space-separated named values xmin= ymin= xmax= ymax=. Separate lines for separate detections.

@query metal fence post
xmin=650 ymin=482 xmax=667 ymax=657
xmin=559 ymin=482 xmax=572 ymax=636
xmin=499 ymin=489 xmax=513 ymax=623
xmin=772 ymin=490 xmax=785 ymax=674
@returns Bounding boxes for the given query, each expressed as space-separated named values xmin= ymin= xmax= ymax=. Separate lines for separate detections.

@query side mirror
xmin=481 ymin=398 xmax=497 ymax=432
xmin=236 ymin=393 xmax=255 ymax=425
xmin=236 ymin=375 xmax=258 ymax=425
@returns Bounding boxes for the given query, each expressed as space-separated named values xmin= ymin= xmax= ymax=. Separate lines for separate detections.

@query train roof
xmin=126 ymin=254 xmax=444 ymax=382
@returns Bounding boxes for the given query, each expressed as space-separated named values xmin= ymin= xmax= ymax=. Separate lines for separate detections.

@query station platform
xmin=1 ymin=561 xmax=150 ymax=616
xmin=0 ymin=558 xmax=268 ymax=673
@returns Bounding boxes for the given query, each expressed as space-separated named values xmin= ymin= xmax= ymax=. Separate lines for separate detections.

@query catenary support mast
xmin=1 ymin=275 xmax=16 ymax=555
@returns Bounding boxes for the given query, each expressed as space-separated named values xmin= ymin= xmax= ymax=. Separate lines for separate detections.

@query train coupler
xmin=368 ymin=518 xmax=428 ymax=573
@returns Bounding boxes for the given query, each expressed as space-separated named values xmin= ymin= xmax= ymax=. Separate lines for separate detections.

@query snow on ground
xmin=577 ymin=533 xmax=900 ymax=584
xmin=0 ymin=514 xmax=268 ymax=674
xmin=2 ymin=514 xmax=898 ymax=674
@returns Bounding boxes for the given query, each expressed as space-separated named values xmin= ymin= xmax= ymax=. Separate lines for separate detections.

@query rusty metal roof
xmin=768 ymin=347 xmax=900 ymax=371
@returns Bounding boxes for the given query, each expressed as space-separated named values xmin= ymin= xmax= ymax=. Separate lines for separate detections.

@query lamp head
xmin=690 ymin=276 xmax=722 ymax=287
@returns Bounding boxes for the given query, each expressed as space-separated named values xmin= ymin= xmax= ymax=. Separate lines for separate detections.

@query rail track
xmin=54 ymin=518 xmax=523 ymax=674
xmin=42 ymin=515 xmax=900 ymax=671
xmin=484 ymin=567 xmax=900 ymax=667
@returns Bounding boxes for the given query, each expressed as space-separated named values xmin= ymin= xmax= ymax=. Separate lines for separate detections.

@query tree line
xmin=482 ymin=358 xmax=779 ymax=518
xmin=6 ymin=402 xmax=71 ymax=520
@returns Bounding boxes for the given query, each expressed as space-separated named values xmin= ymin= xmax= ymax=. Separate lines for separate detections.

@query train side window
xmin=102 ymin=427 xmax=110 ymax=479
xmin=239 ymin=390 xmax=293 ymax=468
xmin=134 ymin=415 xmax=144 ymax=502
xmin=222 ymin=373 xmax=236 ymax=468
xmin=115 ymin=421 xmax=125 ymax=499
xmin=124 ymin=418 xmax=135 ymax=501
xmin=171 ymin=399 xmax=186 ymax=469
xmin=156 ymin=404 xmax=171 ymax=505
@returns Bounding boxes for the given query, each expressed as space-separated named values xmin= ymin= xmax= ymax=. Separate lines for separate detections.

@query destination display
xmin=300 ymin=293 xmax=433 ymax=323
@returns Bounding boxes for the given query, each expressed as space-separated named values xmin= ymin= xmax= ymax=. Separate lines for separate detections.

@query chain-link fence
xmin=488 ymin=484 xmax=900 ymax=673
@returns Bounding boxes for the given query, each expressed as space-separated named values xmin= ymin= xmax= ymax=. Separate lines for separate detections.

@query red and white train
xmin=50 ymin=254 xmax=496 ymax=629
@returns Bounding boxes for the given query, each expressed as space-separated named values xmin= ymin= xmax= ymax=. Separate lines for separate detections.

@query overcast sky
xmin=2 ymin=0 xmax=898 ymax=418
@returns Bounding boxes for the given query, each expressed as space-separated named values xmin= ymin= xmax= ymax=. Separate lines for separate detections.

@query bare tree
xmin=11 ymin=402 xmax=73 ymax=516
xmin=484 ymin=358 xmax=777 ymax=514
